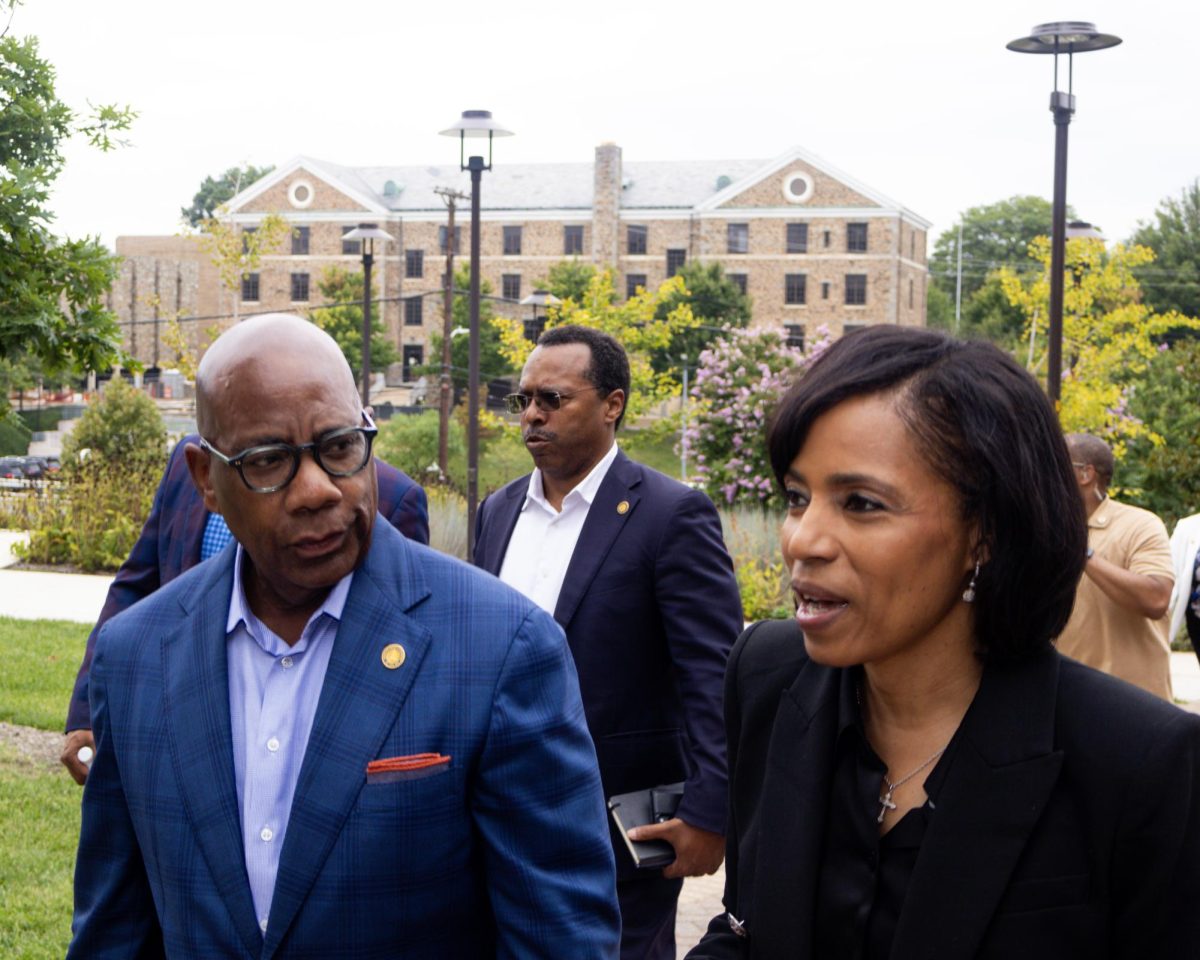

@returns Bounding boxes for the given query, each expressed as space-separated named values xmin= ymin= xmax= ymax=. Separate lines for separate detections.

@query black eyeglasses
xmin=504 ymin=387 xmax=605 ymax=415
xmin=200 ymin=411 xmax=378 ymax=493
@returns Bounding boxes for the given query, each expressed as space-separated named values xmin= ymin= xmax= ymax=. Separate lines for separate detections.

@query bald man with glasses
xmin=68 ymin=314 xmax=620 ymax=958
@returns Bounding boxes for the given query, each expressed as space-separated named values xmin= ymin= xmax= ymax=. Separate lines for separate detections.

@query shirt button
xmin=280 ymin=656 xmax=294 ymax=669
xmin=260 ymin=917 xmax=269 ymax=932
xmin=260 ymin=826 xmax=274 ymax=842
xmin=266 ymin=737 xmax=280 ymax=753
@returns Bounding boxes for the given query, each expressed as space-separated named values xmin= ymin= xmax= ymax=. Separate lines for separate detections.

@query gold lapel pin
xmin=381 ymin=643 xmax=406 ymax=670
xmin=617 ymin=500 xmax=630 ymax=515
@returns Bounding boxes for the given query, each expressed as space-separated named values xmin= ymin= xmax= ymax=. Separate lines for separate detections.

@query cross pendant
xmin=877 ymin=789 xmax=897 ymax=823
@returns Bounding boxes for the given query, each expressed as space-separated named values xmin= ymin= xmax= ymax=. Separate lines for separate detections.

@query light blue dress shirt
xmin=225 ymin=545 xmax=352 ymax=935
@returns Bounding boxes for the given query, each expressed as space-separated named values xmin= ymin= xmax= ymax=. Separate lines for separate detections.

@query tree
xmin=0 ymin=19 xmax=136 ymax=421
xmin=1130 ymin=180 xmax=1200 ymax=319
xmin=650 ymin=261 xmax=752 ymax=373
xmin=997 ymin=237 xmax=1200 ymax=448
xmin=929 ymin=196 xmax=1062 ymax=303
xmin=308 ymin=266 xmax=399 ymax=377
xmin=495 ymin=269 xmax=698 ymax=425
xmin=197 ymin=212 xmax=288 ymax=323
xmin=421 ymin=266 xmax=512 ymax=391
xmin=542 ymin=260 xmax=602 ymax=304
xmin=686 ymin=327 xmax=831 ymax=507
xmin=181 ymin=163 xmax=274 ymax=228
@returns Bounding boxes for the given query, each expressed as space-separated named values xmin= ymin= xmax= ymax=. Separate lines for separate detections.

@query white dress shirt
xmin=498 ymin=442 xmax=619 ymax=615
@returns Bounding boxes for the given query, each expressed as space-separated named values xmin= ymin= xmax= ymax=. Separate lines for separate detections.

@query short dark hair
xmin=767 ymin=325 xmax=1087 ymax=662
xmin=538 ymin=324 xmax=631 ymax=430
xmin=1065 ymin=433 xmax=1114 ymax=491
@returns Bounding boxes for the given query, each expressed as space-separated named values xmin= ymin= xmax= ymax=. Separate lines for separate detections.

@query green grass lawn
xmin=0 ymin=617 xmax=86 ymax=957
xmin=0 ymin=616 xmax=89 ymax=731
xmin=0 ymin=743 xmax=79 ymax=959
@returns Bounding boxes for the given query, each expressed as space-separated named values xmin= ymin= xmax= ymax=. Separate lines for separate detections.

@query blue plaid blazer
xmin=68 ymin=522 xmax=620 ymax=958
xmin=65 ymin=436 xmax=429 ymax=731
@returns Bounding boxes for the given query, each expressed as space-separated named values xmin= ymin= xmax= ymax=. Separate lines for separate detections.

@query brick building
xmin=114 ymin=144 xmax=928 ymax=377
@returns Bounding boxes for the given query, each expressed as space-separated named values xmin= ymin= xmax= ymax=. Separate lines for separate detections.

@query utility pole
xmin=434 ymin=186 xmax=468 ymax=480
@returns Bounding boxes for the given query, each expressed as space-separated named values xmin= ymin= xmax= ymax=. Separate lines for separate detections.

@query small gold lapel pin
xmin=617 ymin=500 xmax=630 ymax=515
xmin=381 ymin=643 xmax=406 ymax=670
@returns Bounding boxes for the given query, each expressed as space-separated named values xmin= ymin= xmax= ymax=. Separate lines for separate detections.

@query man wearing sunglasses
xmin=475 ymin=324 xmax=742 ymax=960
xmin=68 ymin=314 xmax=620 ymax=958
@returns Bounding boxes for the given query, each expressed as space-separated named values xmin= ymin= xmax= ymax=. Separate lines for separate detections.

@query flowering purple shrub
xmin=685 ymin=326 xmax=832 ymax=506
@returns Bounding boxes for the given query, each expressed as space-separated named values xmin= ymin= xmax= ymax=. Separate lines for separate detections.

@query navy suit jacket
xmin=69 ymin=522 xmax=620 ymax=959
xmin=474 ymin=450 xmax=742 ymax=860
xmin=65 ymin=435 xmax=429 ymax=731
xmin=689 ymin=619 xmax=1200 ymax=958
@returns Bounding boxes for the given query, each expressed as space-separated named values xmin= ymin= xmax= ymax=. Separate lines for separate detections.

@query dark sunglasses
xmin=504 ymin=387 xmax=605 ymax=414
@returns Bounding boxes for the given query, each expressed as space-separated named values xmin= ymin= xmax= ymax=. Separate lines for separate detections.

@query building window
xmin=405 ymin=249 xmax=424 ymax=279
xmin=909 ymin=279 xmax=914 ymax=309
xmin=241 ymin=273 xmax=260 ymax=301
xmin=402 ymin=344 xmax=424 ymax=382
xmin=290 ymin=272 xmax=310 ymax=302
xmin=523 ymin=318 xmax=545 ymax=343
xmin=910 ymin=232 xmax=916 ymax=259
xmin=666 ymin=249 xmax=686 ymax=278
xmin=439 ymin=225 xmax=461 ymax=255
xmin=503 ymin=226 xmax=522 ymax=255
xmin=626 ymin=274 xmax=647 ymax=300
xmin=502 ymin=274 xmax=521 ymax=301
xmin=404 ymin=297 xmax=423 ymax=326
xmin=291 ymin=226 xmax=310 ymax=255
xmin=728 ymin=273 xmax=748 ymax=295
xmin=823 ymin=229 xmax=831 ymax=248
xmin=627 ymin=225 xmax=647 ymax=255
xmin=784 ymin=324 xmax=805 ymax=350
xmin=821 ymin=281 xmax=831 ymax=300
xmin=785 ymin=274 xmax=807 ymax=305
xmin=845 ymin=274 xmax=867 ymax=305
xmin=727 ymin=223 xmax=749 ymax=254
xmin=564 ymin=225 xmax=584 ymax=255
xmin=847 ymin=223 xmax=868 ymax=252
xmin=786 ymin=222 xmax=808 ymax=254
xmin=242 ymin=227 xmax=257 ymax=254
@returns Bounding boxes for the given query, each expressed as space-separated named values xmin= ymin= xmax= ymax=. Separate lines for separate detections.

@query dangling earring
xmin=962 ymin=561 xmax=981 ymax=603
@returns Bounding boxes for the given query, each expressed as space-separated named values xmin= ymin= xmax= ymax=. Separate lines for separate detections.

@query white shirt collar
xmin=523 ymin=441 xmax=619 ymax=514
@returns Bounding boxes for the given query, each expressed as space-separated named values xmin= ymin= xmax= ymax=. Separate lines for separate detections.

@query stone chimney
xmin=592 ymin=142 xmax=622 ymax=265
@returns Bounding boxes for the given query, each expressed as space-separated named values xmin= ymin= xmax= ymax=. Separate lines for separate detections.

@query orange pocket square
xmin=365 ymin=753 xmax=452 ymax=783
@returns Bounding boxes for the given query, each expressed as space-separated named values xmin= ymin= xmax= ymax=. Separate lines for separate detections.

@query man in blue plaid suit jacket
xmin=61 ymin=429 xmax=429 ymax=782
xmin=68 ymin=314 xmax=620 ymax=958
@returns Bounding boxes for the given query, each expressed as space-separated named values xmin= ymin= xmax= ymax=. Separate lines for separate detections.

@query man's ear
xmin=184 ymin=442 xmax=221 ymax=514
xmin=603 ymin=389 xmax=626 ymax=426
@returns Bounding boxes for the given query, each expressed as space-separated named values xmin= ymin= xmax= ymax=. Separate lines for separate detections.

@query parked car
xmin=0 ymin=457 xmax=27 ymax=487
xmin=17 ymin=456 xmax=48 ymax=480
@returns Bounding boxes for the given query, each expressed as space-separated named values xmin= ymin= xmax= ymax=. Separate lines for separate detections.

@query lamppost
xmin=440 ymin=110 xmax=513 ymax=561
xmin=518 ymin=288 xmax=560 ymax=344
xmin=1007 ymin=21 xmax=1120 ymax=402
xmin=341 ymin=223 xmax=394 ymax=407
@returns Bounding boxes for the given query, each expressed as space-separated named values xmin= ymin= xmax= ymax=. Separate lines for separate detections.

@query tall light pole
xmin=1007 ymin=21 xmax=1120 ymax=402
xmin=341 ymin=223 xmax=394 ymax=407
xmin=440 ymin=110 xmax=513 ymax=561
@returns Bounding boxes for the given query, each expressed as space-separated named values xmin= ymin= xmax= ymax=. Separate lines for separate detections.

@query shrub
xmin=61 ymin=379 xmax=166 ymax=470
xmin=0 ymin=412 xmax=31 ymax=456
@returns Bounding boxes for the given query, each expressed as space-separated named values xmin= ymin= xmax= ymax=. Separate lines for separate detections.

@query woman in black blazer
xmin=688 ymin=326 xmax=1200 ymax=959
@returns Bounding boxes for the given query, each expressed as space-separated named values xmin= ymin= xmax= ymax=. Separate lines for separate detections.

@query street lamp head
xmin=341 ymin=223 xmax=394 ymax=258
xmin=1066 ymin=220 xmax=1105 ymax=240
xmin=518 ymin=289 xmax=562 ymax=309
xmin=1007 ymin=22 xmax=1122 ymax=54
xmin=439 ymin=110 xmax=513 ymax=172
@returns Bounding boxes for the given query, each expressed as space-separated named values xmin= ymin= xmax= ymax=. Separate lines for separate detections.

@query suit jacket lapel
xmin=262 ymin=528 xmax=434 ymax=958
xmin=161 ymin=550 xmax=263 ymax=958
xmin=750 ymin=660 xmax=839 ymax=958
xmin=892 ymin=650 xmax=1064 ymax=959
xmin=554 ymin=451 xmax=641 ymax=629
xmin=475 ymin=481 xmax=526 ymax=576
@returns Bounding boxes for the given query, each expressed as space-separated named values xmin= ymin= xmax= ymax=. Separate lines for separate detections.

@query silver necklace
xmin=876 ymin=747 xmax=946 ymax=823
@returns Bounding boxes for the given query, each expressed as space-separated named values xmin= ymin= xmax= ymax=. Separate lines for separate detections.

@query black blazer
xmin=474 ymin=450 xmax=743 ymax=848
xmin=688 ymin=619 xmax=1200 ymax=959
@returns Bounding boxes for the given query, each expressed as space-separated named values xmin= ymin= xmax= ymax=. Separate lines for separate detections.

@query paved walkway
xmin=3 ymin=528 xmax=1196 ymax=952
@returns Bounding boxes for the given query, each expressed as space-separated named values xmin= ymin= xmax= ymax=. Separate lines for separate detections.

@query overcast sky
xmin=14 ymin=0 xmax=1197 ymax=257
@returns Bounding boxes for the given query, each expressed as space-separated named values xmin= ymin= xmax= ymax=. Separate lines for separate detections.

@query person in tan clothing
xmin=1056 ymin=434 xmax=1175 ymax=700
